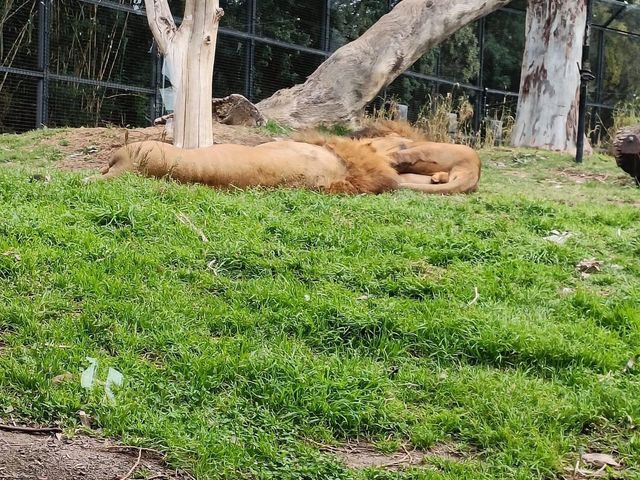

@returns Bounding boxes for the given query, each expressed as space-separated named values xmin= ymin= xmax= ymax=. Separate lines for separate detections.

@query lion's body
xmin=99 ymin=121 xmax=480 ymax=195
xmin=296 ymin=120 xmax=481 ymax=194
xmin=367 ymin=136 xmax=481 ymax=194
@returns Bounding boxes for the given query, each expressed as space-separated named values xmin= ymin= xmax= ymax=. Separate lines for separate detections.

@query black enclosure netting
xmin=1 ymin=0 xmax=640 ymax=138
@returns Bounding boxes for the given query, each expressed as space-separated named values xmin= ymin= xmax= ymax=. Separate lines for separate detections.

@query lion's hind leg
xmin=397 ymin=173 xmax=435 ymax=186
xmin=430 ymin=171 xmax=449 ymax=184
xmin=83 ymin=147 xmax=136 ymax=184
xmin=82 ymin=163 xmax=127 ymax=184
xmin=397 ymin=172 xmax=465 ymax=194
xmin=397 ymin=173 xmax=444 ymax=185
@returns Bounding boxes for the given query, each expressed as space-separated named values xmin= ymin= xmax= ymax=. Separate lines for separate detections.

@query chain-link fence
xmin=1 ymin=0 xmax=639 ymax=139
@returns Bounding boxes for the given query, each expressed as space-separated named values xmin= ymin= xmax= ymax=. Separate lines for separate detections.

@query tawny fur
xmin=319 ymin=137 xmax=399 ymax=194
xmin=98 ymin=121 xmax=480 ymax=195
xmin=299 ymin=121 xmax=481 ymax=194
xmin=350 ymin=119 xmax=429 ymax=141
xmin=368 ymin=136 xmax=481 ymax=194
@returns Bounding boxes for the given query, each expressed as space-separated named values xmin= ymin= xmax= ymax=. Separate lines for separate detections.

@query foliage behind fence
xmin=1 ymin=0 xmax=639 ymax=141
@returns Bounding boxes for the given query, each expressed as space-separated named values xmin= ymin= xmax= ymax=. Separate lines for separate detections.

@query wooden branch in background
xmin=143 ymin=0 xmax=176 ymax=54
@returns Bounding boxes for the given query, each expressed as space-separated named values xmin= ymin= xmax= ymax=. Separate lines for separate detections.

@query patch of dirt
xmin=555 ymin=168 xmax=630 ymax=186
xmin=503 ymin=171 xmax=530 ymax=178
xmin=562 ymin=452 xmax=624 ymax=479
xmin=45 ymin=123 xmax=274 ymax=172
xmin=313 ymin=441 xmax=467 ymax=471
xmin=487 ymin=160 xmax=508 ymax=168
xmin=0 ymin=429 xmax=191 ymax=480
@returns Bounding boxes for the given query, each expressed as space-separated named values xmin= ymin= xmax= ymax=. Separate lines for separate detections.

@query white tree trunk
xmin=256 ymin=0 xmax=511 ymax=128
xmin=511 ymin=0 xmax=589 ymax=153
xmin=145 ymin=0 xmax=224 ymax=148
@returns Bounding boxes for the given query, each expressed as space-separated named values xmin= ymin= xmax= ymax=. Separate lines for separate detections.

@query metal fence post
xmin=244 ymin=0 xmax=257 ymax=100
xmin=576 ymin=0 xmax=594 ymax=164
xmin=434 ymin=51 xmax=441 ymax=97
xmin=322 ymin=0 xmax=331 ymax=52
xmin=474 ymin=16 xmax=486 ymax=132
xmin=150 ymin=41 xmax=163 ymax=120
xmin=594 ymin=28 xmax=606 ymax=143
xmin=36 ymin=0 xmax=51 ymax=128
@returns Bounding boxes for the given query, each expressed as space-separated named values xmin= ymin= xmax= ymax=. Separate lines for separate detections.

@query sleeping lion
xmin=97 ymin=121 xmax=481 ymax=195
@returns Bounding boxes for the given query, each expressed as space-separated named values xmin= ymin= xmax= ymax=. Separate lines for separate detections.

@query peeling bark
xmin=511 ymin=0 xmax=590 ymax=153
xmin=145 ymin=0 xmax=224 ymax=148
xmin=256 ymin=0 xmax=511 ymax=128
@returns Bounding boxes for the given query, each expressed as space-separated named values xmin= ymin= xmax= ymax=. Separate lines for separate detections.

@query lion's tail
xmin=399 ymin=171 xmax=479 ymax=194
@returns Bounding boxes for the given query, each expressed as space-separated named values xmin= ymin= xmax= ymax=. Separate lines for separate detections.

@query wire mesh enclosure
xmin=1 ymin=0 xmax=639 ymax=138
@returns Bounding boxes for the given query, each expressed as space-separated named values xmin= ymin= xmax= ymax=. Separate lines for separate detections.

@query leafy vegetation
xmin=0 ymin=136 xmax=639 ymax=479
xmin=610 ymin=96 xmax=640 ymax=138
xmin=258 ymin=119 xmax=293 ymax=136
xmin=4 ymin=0 xmax=640 ymax=143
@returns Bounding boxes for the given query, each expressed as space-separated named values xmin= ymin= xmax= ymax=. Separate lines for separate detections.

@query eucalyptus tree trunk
xmin=511 ymin=0 xmax=590 ymax=153
xmin=256 ymin=0 xmax=511 ymax=128
xmin=145 ymin=0 xmax=224 ymax=148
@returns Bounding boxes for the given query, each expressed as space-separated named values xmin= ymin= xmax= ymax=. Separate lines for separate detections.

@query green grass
xmin=258 ymin=119 xmax=293 ymax=136
xmin=317 ymin=123 xmax=354 ymax=136
xmin=0 ymin=128 xmax=66 ymax=164
xmin=0 ymin=139 xmax=639 ymax=479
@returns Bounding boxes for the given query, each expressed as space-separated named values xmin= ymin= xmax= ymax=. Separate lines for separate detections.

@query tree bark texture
xmin=256 ymin=0 xmax=512 ymax=128
xmin=511 ymin=0 xmax=589 ymax=153
xmin=145 ymin=0 xmax=224 ymax=148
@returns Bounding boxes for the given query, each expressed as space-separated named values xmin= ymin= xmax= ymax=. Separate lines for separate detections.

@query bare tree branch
xmin=257 ymin=0 xmax=512 ymax=128
xmin=143 ymin=0 xmax=176 ymax=54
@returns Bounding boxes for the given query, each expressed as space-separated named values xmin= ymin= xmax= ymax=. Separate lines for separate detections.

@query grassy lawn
xmin=0 ymin=132 xmax=639 ymax=479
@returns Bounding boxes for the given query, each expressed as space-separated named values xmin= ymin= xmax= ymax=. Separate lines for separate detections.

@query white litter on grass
xmin=105 ymin=368 xmax=124 ymax=401
xmin=80 ymin=357 xmax=98 ymax=389
xmin=543 ymin=230 xmax=573 ymax=245
xmin=80 ymin=358 xmax=124 ymax=402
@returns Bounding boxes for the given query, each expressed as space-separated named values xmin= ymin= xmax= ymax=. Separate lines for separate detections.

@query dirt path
xmin=0 ymin=430 xmax=191 ymax=480
xmin=46 ymin=123 xmax=275 ymax=172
